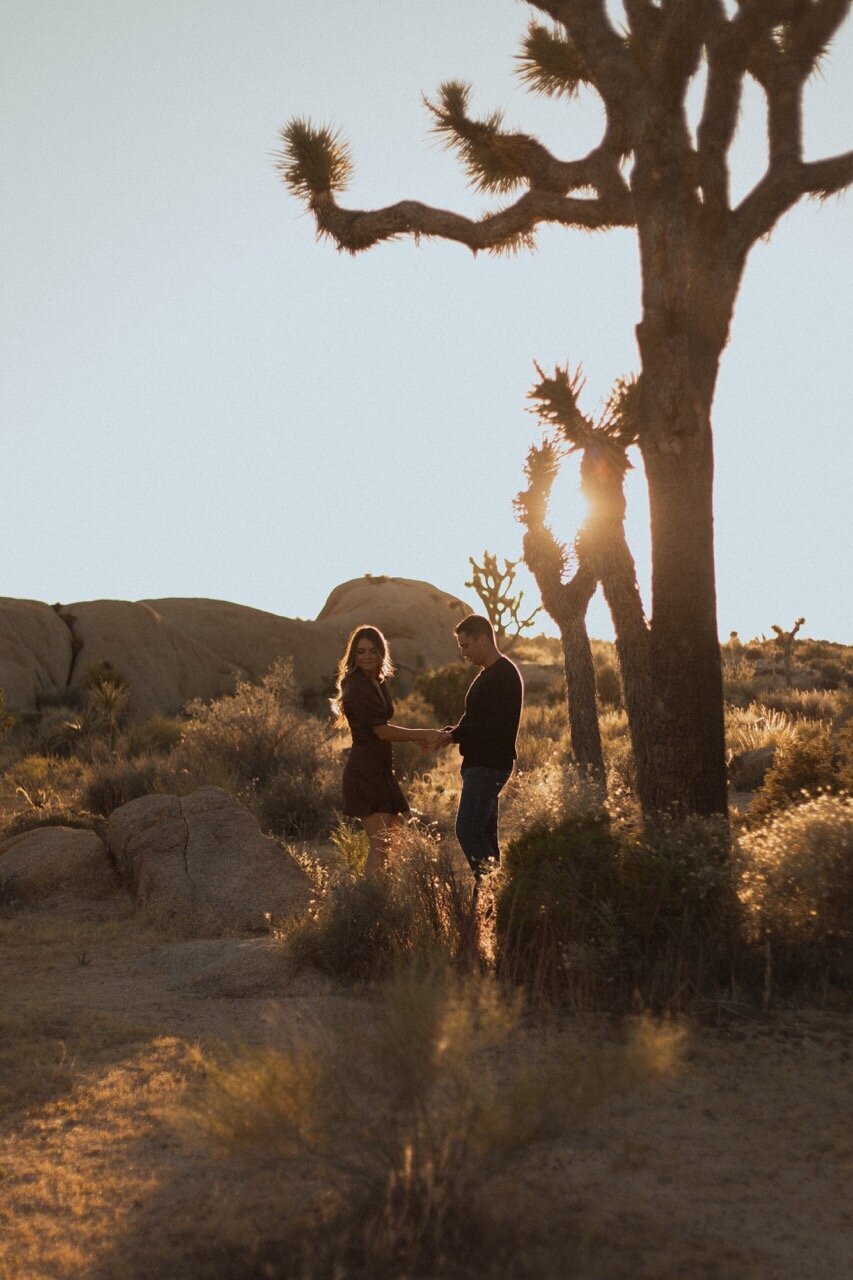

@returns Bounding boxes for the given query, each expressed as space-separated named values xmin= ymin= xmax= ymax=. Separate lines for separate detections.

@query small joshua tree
xmin=772 ymin=617 xmax=806 ymax=689
xmin=517 ymin=364 xmax=655 ymax=807
xmin=465 ymin=551 xmax=540 ymax=652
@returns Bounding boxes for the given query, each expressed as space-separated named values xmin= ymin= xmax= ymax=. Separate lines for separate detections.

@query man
xmin=441 ymin=614 xmax=523 ymax=881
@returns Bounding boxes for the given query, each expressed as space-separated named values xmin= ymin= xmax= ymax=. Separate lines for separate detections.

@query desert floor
xmin=1 ymin=897 xmax=850 ymax=1280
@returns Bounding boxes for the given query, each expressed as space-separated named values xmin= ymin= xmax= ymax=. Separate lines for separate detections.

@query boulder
xmin=106 ymin=786 xmax=312 ymax=931
xmin=315 ymin=576 xmax=468 ymax=687
xmin=61 ymin=600 xmax=240 ymax=714
xmin=0 ymin=598 xmax=73 ymax=710
xmin=0 ymin=826 xmax=117 ymax=903
xmin=143 ymin=596 xmax=333 ymax=693
xmin=729 ymin=745 xmax=776 ymax=792
xmin=0 ymin=578 xmax=472 ymax=713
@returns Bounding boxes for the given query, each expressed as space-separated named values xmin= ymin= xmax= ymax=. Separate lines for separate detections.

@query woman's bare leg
xmin=362 ymin=812 xmax=405 ymax=875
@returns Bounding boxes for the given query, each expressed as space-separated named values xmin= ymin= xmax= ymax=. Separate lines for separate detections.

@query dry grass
xmin=0 ymin=901 xmax=850 ymax=1280
xmin=185 ymin=967 xmax=685 ymax=1279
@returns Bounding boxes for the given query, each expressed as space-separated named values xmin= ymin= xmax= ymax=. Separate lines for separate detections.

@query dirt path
xmin=1 ymin=899 xmax=850 ymax=1280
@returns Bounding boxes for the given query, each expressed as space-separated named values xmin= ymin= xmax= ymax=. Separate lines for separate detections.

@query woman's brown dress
xmin=340 ymin=668 xmax=410 ymax=818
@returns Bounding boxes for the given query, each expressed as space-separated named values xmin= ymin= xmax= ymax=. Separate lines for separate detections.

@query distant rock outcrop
xmin=106 ymin=786 xmax=313 ymax=931
xmin=0 ymin=598 xmax=73 ymax=708
xmin=0 ymin=577 xmax=469 ymax=714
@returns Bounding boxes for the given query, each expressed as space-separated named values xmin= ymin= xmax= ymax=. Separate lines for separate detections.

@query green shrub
xmin=750 ymin=723 xmax=838 ymax=821
xmin=414 ymin=663 xmax=471 ymax=726
xmin=495 ymin=812 xmax=736 ymax=1010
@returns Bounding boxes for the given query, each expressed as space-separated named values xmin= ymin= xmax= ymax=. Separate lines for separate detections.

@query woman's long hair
xmin=331 ymin=624 xmax=396 ymax=717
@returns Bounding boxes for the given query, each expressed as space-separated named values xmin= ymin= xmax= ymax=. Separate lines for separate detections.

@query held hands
xmin=417 ymin=728 xmax=454 ymax=756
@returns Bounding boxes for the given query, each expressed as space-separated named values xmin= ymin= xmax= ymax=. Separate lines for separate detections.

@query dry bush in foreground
xmin=282 ymin=826 xmax=479 ymax=980
xmin=187 ymin=967 xmax=684 ymax=1280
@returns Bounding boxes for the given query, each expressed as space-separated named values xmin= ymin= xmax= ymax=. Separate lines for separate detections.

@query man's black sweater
xmin=448 ymin=655 xmax=523 ymax=773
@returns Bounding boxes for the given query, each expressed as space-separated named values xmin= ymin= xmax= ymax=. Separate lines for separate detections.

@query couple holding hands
xmin=335 ymin=614 xmax=523 ymax=878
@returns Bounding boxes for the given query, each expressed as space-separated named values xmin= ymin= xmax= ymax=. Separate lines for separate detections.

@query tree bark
xmin=558 ymin=601 xmax=604 ymax=780
xmin=640 ymin=425 xmax=727 ymax=815
xmin=579 ymin=449 xmax=656 ymax=812
xmin=520 ymin=522 xmax=604 ymax=781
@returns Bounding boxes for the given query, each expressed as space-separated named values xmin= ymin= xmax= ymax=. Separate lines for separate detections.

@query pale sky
xmin=2 ymin=1 xmax=851 ymax=643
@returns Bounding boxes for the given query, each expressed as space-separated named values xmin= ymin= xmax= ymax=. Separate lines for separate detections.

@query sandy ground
xmin=1 ymin=896 xmax=850 ymax=1280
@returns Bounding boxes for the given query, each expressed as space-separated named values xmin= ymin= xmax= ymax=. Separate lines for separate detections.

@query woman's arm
xmin=373 ymin=724 xmax=449 ymax=746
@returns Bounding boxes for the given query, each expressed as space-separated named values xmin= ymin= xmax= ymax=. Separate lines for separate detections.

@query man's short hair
xmin=454 ymin=614 xmax=495 ymax=642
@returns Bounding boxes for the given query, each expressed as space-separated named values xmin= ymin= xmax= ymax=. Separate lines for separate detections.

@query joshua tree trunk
xmin=551 ymin=572 xmax=603 ymax=779
xmin=518 ymin=441 xmax=604 ymax=780
xmin=579 ymin=447 xmax=655 ymax=812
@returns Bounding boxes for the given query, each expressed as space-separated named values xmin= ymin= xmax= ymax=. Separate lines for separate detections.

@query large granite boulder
xmin=0 ymin=598 xmax=73 ymax=710
xmin=106 ymin=786 xmax=312 ymax=932
xmin=315 ymin=576 xmax=468 ymax=683
xmin=0 ymin=826 xmax=117 ymax=903
xmin=60 ymin=600 xmax=240 ymax=715
xmin=1 ymin=577 xmax=471 ymax=713
xmin=142 ymin=597 xmax=330 ymax=693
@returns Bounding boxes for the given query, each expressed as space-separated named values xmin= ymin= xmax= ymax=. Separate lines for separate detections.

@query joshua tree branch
xmin=733 ymin=145 xmax=853 ymax=251
xmin=307 ymin=187 xmax=634 ymax=255
xmin=428 ymin=83 xmax=629 ymax=198
xmin=529 ymin=0 xmax=643 ymax=114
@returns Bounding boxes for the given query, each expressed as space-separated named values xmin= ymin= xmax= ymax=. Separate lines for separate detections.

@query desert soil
xmin=1 ymin=897 xmax=850 ymax=1280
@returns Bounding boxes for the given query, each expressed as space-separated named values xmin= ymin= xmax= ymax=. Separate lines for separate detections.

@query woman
xmin=335 ymin=625 xmax=447 ymax=874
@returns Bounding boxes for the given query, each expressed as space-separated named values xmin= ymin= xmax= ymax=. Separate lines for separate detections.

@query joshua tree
xmin=280 ymin=2 xmax=852 ymax=815
xmin=515 ymin=436 xmax=605 ymax=778
xmin=465 ymin=551 xmax=540 ymax=652
xmin=519 ymin=364 xmax=656 ymax=808
xmin=772 ymin=616 xmax=806 ymax=688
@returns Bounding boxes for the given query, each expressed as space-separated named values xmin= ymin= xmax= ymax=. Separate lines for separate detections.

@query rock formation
xmin=0 ymin=576 xmax=469 ymax=714
xmin=0 ymin=826 xmax=117 ymax=903
xmin=106 ymin=786 xmax=313 ymax=931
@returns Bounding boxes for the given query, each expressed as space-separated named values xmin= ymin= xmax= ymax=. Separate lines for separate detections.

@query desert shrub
xmin=189 ymin=967 xmax=682 ymax=1280
xmin=383 ymin=688 xmax=442 ymax=780
xmin=750 ymin=723 xmax=838 ymax=821
xmin=722 ymin=652 xmax=759 ymax=707
xmin=81 ymin=755 xmax=181 ymax=817
xmin=594 ymin=660 xmax=623 ymax=709
xmin=2 ymin=753 xmax=94 ymax=836
xmin=500 ymin=759 xmax=604 ymax=839
xmin=177 ymin=659 xmax=338 ymax=839
xmin=515 ymin=703 xmax=567 ymax=772
xmin=760 ymin=687 xmax=850 ymax=724
xmin=406 ymin=753 xmax=462 ymax=833
xmin=283 ymin=827 xmax=479 ymax=981
xmin=735 ymin=794 xmax=852 ymax=946
xmin=495 ymin=812 xmax=736 ymax=1010
xmin=414 ymin=663 xmax=471 ymax=726
xmin=125 ymin=713 xmax=184 ymax=757
xmin=24 ymin=706 xmax=88 ymax=758
xmin=83 ymin=662 xmax=133 ymax=746
xmin=329 ymin=816 xmax=370 ymax=874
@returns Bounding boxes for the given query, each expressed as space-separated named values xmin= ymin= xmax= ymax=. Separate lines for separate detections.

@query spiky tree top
xmin=279 ymin=1 xmax=851 ymax=257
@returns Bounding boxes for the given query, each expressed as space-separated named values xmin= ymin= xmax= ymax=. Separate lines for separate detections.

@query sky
xmin=2 ymin=0 xmax=851 ymax=643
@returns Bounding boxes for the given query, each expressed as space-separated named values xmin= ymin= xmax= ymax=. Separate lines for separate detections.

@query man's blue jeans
xmin=455 ymin=766 xmax=511 ymax=881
